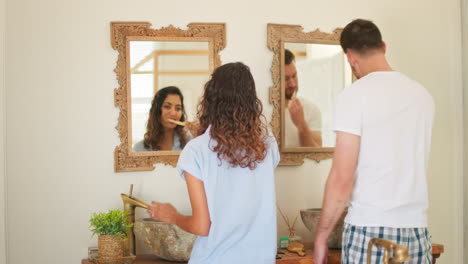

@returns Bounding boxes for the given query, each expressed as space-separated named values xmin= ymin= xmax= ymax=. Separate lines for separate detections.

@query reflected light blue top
xmin=177 ymin=126 xmax=280 ymax=264
xmin=132 ymin=134 xmax=183 ymax=151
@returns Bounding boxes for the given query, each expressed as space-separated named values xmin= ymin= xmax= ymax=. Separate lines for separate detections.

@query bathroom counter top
xmin=82 ymin=255 xmax=178 ymax=264
xmin=276 ymin=243 xmax=444 ymax=264
xmin=82 ymin=243 xmax=444 ymax=264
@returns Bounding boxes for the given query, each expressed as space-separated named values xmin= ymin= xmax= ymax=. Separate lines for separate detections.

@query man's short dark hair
xmin=340 ymin=19 xmax=384 ymax=55
xmin=285 ymin=49 xmax=295 ymax=65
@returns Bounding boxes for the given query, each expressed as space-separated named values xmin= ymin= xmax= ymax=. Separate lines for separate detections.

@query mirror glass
xmin=130 ymin=41 xmax=210 ymax=152
xmin=112 ymin=22 xmax=225 ymax=172
xmin=283 ymin=43 xmax=352 ymax=149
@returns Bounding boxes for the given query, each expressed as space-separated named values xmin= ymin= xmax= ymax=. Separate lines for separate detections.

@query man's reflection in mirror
xmin=133 ymin=86 xmax=193 ymax=151
xmin=284 ymin=49 xmax=323 ymax=147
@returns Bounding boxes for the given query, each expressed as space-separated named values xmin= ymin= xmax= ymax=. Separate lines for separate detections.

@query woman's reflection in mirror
xmin=284 ymin=49 xmax=323 ymax=147
xmin=133 ymin=86 xmax=193 ymax=151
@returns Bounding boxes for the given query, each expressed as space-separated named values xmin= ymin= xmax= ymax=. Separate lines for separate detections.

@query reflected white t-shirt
xmin=285 ymin=97 xmax=322 ymax=147
xmin=334 ymin=71 xmax=434 ymax=227
xmin=176 ymin=126 xmax=280 ymax=264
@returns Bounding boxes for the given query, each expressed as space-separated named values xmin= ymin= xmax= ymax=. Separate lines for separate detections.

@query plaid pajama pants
xmin=341 ymin=223 xmax=432 ymax=264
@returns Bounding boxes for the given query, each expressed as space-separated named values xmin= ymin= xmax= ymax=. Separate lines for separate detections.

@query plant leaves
xmin=89 ymin=209 xmax=133 ymax=236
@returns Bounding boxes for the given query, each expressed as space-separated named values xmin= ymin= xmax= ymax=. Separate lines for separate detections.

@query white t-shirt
xmin=334 ymin=71 xmax=434 ymax=228
xmin=285 ymin=97 xmax=322 ymax=147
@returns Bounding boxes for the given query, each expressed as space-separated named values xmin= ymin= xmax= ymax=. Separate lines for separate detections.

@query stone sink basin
xmin=134 ymin=218 xmax=196 ymax=262
xmin=300 ymin=208 xmax=347 ymax=249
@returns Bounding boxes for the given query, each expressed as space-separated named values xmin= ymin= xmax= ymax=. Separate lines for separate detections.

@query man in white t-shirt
xmin=313 ymin=19 xmax=434 ymax=264
xmin=284 ymin=49 xmax=322 ymax=147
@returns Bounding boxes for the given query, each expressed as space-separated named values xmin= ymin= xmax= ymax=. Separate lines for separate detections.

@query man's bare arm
xmin=298 ymin=129 xmax=322 ymax=147
xmin=313 ymin=131 xmax=360 ymax=263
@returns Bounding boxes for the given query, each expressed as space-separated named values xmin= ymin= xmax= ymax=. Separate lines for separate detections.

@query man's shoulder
xmin=298 ymin=96 xmax=320 ymax=110
xmin=337 ymin=84 xmax=362 ymax=102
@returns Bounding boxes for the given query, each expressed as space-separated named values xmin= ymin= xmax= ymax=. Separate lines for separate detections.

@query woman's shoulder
xmin=132 ymin=140 xmax=150 ymax=152
xmin=263 ymin=128 xmax=277 ymax=145
xmin=182 ymin=131 xmax=210 ymax=152
xmin=263 ymin=131 xmax=280 ymax=166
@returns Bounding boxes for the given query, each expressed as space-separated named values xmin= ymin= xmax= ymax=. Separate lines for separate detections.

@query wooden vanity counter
xmin=276 ymin=243 xmax=444 ymax=264
xmin=82 ymin=243 xmax=444 ymax=264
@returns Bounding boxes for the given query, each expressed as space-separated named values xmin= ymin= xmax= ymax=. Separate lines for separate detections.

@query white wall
xmin=462 ymin=0 xmax=468 ymax=262
xmin=4 ymin=0 xmax=463 ymax=263
xmin=0 ymin=0 xmax=6 ymax=262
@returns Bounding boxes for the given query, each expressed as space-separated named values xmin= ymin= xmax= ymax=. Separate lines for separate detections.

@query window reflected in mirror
xmin=129 ymin=41 xmax=209 ymax=152
xmin=283 ymin=43 xmax=352 ymax=149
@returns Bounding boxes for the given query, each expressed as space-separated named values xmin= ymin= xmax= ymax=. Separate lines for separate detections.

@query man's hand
xmin=288 ymin=97 xmax=307 ymax=131
xmin=313 ymin=240 xmax=329 ymax=264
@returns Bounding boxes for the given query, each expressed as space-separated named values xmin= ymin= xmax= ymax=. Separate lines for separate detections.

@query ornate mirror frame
xmin=267 ymin=24 xmax=343 ymax=165
xmin=111 ymin=22 xmax=226 ymax=172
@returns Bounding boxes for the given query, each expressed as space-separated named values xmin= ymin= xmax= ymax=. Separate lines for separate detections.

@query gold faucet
xmin=121 ymin=185 xmax=150 ymax=256
xmin=367 ymin=238 xmax=410 ymax=264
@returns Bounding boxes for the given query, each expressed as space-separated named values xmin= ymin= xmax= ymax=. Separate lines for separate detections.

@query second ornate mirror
xmin=267 ymin=24 xmax=352 ymax=165
xmin=112 ymin=22 xmax=226 ymax=172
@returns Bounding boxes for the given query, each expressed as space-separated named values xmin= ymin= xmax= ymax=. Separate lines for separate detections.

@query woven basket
xmin=98 ymin=235 xmax=124 ymax=259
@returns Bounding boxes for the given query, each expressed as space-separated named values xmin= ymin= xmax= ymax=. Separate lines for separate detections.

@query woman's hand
xmin=185 ymin=121 xmax=200 ymax=136
xmin=147 ymin=201 xmax=179 ymax=224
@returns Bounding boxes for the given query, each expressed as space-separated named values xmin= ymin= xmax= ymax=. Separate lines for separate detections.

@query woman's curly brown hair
xmin=196 ymin=62 xmax=268 ymax=169
xmin=144 ymin=86 xmax=189 ymax=150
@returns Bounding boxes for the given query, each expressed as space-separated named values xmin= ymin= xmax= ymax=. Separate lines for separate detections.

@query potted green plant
xmin=89 ymin=209 xmax=133 ymax=259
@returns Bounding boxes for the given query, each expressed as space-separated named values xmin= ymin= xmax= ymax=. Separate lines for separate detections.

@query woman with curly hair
xmin=148 ymin=62 xmax=280 ymax=263
xmin=133 ymin=86 xmax=192 ymax=151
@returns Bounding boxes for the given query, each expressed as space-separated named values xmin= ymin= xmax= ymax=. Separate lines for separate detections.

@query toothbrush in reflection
xmin=168 ymin=119 xmax=185 ymax=126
